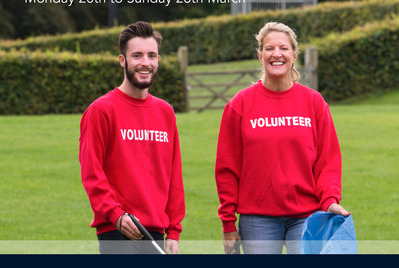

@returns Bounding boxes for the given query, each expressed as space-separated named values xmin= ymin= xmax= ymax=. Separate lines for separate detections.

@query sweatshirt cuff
xmin=222 ymin=221 xmax=237 ymax=233
xmin=166 ymin=229 xmax=181 ymax=241
xmin=321 ymin=197 xmax=339 ymax=212
xmin=109 ymin=207 xmax=125 ymax=227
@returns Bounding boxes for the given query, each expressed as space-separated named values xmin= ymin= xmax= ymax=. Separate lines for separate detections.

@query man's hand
xmin=165 ymin=239 xmax=179 ymax=254
xmin=327 ymin=203 xmax=351 ymax=217
xmin=222 ymin=231 xmax=241 ymax=254
xmin=115 ymin=213 xmax=143 ymax=240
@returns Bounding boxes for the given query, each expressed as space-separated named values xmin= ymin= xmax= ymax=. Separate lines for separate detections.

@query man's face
xmin=122 ymin=37 xmax=159 ymax=90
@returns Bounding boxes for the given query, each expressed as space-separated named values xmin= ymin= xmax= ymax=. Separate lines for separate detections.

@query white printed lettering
xmin=265 ymin=118 xmax=272 ymax=127
xmin=299 ymin=117 xmax=305 ymax=126
xmin=258 ymin=118 xmax=265 ymax=128
xmin=120 ymin=129 xmax=169 ymax=143
xmin=293 ymin=116 xmax=299 ymax=126
xmin=271 ymin=118 xmax=278 ymax=127
xmin=278 ymin=117 xmax=286 ymax=126
xmin=121 ymin=129 xmax=127 ymax=140
xmin=137 ymin=130 xmax=144 ymax=141
xmin=250 ymin=119 xmax=257 ymax=129
xmin=127 ymin=129 xmax=134 ymax=140
xmin=249 ymin=116 xmax=312 ymax=129
xmin=286 ymin=116 xmax=292 ymax=126
xmin=305 ymin=118 xmax=311 ymax=127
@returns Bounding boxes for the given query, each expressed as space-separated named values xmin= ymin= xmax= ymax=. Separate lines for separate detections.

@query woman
xmin=215 ymin=22 xmax=350 ymax=254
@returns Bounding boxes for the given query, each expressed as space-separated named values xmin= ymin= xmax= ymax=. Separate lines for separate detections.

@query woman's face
xmin=258 ymin=31 xmax=297 ymax=81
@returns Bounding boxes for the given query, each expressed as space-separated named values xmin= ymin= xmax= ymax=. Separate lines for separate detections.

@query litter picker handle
xmin=128 ymin=213 xmax=153 ymax=240
xmin=127 ymin=213 xmax=166 ymax=255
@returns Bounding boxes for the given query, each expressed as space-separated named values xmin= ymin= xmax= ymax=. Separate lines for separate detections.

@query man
xmin=79 ymin=21 xmax=185 ymax=254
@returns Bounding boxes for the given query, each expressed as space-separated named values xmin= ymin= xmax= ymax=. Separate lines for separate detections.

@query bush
xmin=0 ymin=50 xmax=185 ymax=115
xmin=309 ymin=16 xmax=399 ymax=101
xmin=0 ymin=2 xmax=76 ymax=39
xmin=2 ymin=0 xmax=399 ymax=64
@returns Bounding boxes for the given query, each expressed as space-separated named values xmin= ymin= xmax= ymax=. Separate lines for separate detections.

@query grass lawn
xmin=1 ymin=53 xmax=398 ymax=253
xmin=1 ymin=92 xmax=398 ymax=253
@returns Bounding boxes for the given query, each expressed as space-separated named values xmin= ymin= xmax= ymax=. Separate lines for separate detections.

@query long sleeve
xmin=215 ymin=104 xmax=243 ymax=233
xmin=313 ymin=102 xmax=342 ymax=211
xmin=165 ymin=123 xmax=185 ymax=240
xmin=79 ymin=106 xmax=124 ymax=227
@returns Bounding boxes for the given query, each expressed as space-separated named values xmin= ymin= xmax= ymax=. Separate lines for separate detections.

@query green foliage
xmin=3 ymin=0 xmax=399 ymax=64
xmin=309 ymin=17 xmax=399 ymax=101
xmin=0 ymin=2 xmax=76 ymax=39
xmin=0 ymin=3 xmax=14 ymax=38
xmin=0 ymin=2 xmax=229 ymax=39
xmin=2 ymin=0 xmax=399 ymax=113
xmin=0 ymin=50 xmax=185 ymax=115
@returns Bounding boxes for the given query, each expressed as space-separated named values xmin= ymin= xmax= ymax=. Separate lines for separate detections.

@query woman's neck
xmin=263 ymin=77 xmax=293 ymax=92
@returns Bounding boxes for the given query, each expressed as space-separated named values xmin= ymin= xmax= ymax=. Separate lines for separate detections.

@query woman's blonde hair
xmin=256 ymin=22 xmax=300 ymax=83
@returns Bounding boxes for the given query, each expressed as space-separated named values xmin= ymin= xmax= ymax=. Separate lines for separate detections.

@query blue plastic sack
xmin=300 ymin=211 xmax=357 ymax=254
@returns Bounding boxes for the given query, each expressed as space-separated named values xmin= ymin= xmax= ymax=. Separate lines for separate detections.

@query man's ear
xmin=119 ymin=54 xmax=125 ymax=68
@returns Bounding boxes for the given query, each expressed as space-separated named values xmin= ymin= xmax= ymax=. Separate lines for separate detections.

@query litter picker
xmin=127 ymin=213 xmax=166 ymax=254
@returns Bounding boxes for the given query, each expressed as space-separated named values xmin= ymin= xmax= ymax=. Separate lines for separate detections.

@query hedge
xmin=2 ymin=0 xmax=399 ymax=64
xmin=309 ymin=16 xmax=399 ymax=101
xmin=0 ymin=50 xmax=185 ymax=115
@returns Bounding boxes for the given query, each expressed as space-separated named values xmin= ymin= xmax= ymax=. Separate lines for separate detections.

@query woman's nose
xmin=272 ymin=49 xmax=282 ymax=57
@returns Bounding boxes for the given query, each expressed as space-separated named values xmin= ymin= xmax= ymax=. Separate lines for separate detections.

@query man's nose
xmin=140 ymin=55 xmax=150 ymax=65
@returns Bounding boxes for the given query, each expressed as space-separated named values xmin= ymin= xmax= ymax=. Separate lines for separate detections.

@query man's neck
xmin=119 ymin=80 xmax=148 ymax=99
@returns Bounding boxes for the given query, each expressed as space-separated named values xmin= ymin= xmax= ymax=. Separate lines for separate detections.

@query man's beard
xmin=125 ymin=61 xmax=158 ymax=90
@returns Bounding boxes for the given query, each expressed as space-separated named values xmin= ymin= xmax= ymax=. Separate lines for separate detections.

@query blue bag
xmin=300 ymin=211 xmax=357 ymax=254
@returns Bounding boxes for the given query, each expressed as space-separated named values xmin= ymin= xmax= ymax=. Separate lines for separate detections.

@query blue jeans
xmin=239 ymin=215 xmax=307 ymax=254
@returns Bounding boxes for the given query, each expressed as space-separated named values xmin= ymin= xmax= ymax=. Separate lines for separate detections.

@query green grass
xmin=1 ymin=54 xmax=398 ymax=253
xmin=1 ymin=92 xmax=398 ymax=253
xmin=332 ymin=104 xmax=399 ymax=240
xmin=0 ymin=115 xmax=93 ymax=239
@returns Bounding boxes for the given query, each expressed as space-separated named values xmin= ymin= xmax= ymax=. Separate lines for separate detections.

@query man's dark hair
xmin=119 ymin=21 xmax=162 ymax=57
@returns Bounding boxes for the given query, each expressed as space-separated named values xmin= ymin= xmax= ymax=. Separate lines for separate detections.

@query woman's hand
xmin=327 ymin=203 xmax=351 ymax=217
xmin=165 ymin=239 xmax=179 ymax=254
xmin=222 ymin=231 xmax=241 ymax=254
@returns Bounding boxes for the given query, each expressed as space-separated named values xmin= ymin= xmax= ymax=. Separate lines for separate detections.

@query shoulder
xmin=296 ymin=83 xmax=327 ymax=107
xmin=87 ymin=89 xmax=117 ymax=112
xmin=226 ymin=82 xmax=260 ymax=114
xmin=150 ymin=95 xmax=176 ymax=115
xmin=296 ymin=83 xmax=322 ymax=98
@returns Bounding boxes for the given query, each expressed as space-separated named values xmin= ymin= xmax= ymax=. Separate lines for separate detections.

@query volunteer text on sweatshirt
xmin=215 ymin=81 xmax=342 ymax=233
xmin=79 ymin=88 xmax=185 ymax=240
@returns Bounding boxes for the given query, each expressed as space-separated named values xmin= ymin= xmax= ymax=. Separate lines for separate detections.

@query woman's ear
xmin=257 ymin=51 xmax=263 ymax=65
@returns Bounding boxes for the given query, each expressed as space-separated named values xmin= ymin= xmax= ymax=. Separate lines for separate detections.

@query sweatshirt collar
xmin=257 ymin=80 xmax=299 ymax=99
xmin=114 ymin=88 xmax=153 ymax=107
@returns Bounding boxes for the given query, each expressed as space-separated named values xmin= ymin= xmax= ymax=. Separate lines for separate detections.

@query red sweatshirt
xmin=215 ymin=81 xmax=342 ymax=233
xmin=79 ymin=88 xmax=185 ymax=240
